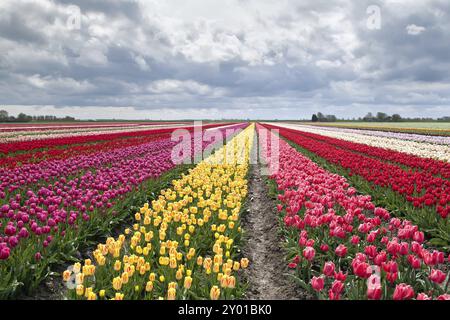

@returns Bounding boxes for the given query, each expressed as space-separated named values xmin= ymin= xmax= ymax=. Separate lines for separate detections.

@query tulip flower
xmin=331 ymin=280 xmax=344 ymax=295
xmin=303 ymin=246 xmax=315 ymax=262
xmin=429 ymin=269 xmax=446 ymax=284
xmin=335 ymin=244 xmax=347 ymax=258
xmin=210 ymin=286 xmax=221 ymax=300
xmin=393 ymin=284 xmax=415 ymax=300
xmin=0 ymin=246 xmax=10 ymax=260
xmin=311 ymin=276 xmax=324 ymax=292
xmin=323 ymin=262 xmax=335 ymax=277
xmin=416 ymin=293 xmax=431 ymax=300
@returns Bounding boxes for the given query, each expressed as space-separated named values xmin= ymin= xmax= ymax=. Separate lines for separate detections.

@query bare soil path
xmin=241 ymin=165 xmax=311 ymax=300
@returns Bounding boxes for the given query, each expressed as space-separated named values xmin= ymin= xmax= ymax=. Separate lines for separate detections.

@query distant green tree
xmin=363 ymin=112 xmax=374 ymax=121
xmin=312 ymin=114 xmax=318 ymax=122
xmin=17 ymin=113 xmax=32 ymax=122
xmin=0 ymin=110 xmax=8 ymax=121
xmin=376 ymin=112 xmax=388 ymax=121
xmin=392 ymin=114 xmax=402 ymax=122
xmin=317 ymin=112 xmax=326 ymax=122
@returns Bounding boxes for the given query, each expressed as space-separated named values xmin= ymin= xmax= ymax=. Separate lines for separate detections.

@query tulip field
xmin=0 ymin=121 xmax=449 ymax=300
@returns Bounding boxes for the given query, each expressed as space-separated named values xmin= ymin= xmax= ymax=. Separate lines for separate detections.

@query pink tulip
xmin=393 ymin=284 xmax=414 ymax=300
xmin=323 ymin=262 xmax=335 ymax=277
xmin=335 ymin=244 xmax=347 ymax=257
xmin=429 ymin=269 xmax=446 ymax=284
xmin=303 ymin=246 xmax=315 ymax=262
xmin=0 ymin=246 xmax=10 ymax=260
xmin=311 ymin=276 xmax=324 ymax=292
xmin=416 ymin=293 xmax=431 ymax=300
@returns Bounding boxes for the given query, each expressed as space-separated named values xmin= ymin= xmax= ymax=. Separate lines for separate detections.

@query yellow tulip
xmin=184 ymin=276 xmax=193 ymax=289
xmin=73 ymin=262 xmax=81 ymax=274
xmin=62 ymin=270 xmax=71 ymax=282
xmin=75 ymin=273 xmax=84 ymax=285
xmin=76 ymin=284 xmax=84 ymax=296
xmin=167 ymin=288 xmax=176 ymax=300
xmin=227 ymin=276 xmax=236 ymax=288
xmin=84 ymin=287 xmax=93 ymax=298
xmin=240 ymin=258 xmax=249 ymax=269
xmin=210 ymin=286 xmax=220 ymax=300
xmin=87 ymin=292 xmax=97 ymax=301
xmin=112 ymin=277 xmax=122 ymax=291
xmin=114 ymin=293 xmax=124 ymax=300
xmin=146 ymin=281 xmax=154 ymax=292
xmin=176 ymin=269 xmax=183 ymax=280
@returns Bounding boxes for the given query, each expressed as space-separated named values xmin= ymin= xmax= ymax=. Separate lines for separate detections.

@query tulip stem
xmin=444 ymin=273 xmax=450 ymax=293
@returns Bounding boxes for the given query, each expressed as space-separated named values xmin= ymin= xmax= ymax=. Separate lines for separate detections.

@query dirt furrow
xmin=241 ymin=165 xmax=311 ymax=300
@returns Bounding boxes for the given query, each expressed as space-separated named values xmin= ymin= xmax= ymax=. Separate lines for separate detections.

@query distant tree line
xmin=311 ymin=112 xmax=337 ymax=122
xmin=0 ymin=110 xmax=76 ymax=122
xmin=312 ymin=112 xmax=450 ymax=122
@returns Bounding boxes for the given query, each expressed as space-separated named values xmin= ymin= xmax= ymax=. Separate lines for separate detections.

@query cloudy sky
xmin=1 ymin=0 xmax=450 ymax=120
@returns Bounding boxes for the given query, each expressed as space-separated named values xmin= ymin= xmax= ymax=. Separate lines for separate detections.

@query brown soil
xmin=241 ymin=165 xmax=312 ymax=300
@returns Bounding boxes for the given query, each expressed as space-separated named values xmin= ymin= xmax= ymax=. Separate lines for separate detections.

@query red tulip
xmin=0 ymin=246 xmax=10 ymax=260
xmin=335 ymin=244 xmax=347 ymax=257
xmin=34 ymin=252 xmax=42 ymax=261
xmin=393 ymin=284 xmax=414 ymax=300
xmin=303 ymin=246 xmax=315 ymax=262
xmin=328 ymin=289 xmax=340 ymax=300
xmin=367 ymin=275 xmax=382 ymax=300
xmin=353 ymin=261 xmax=372 ymax=279
xmin=350 ymin=235 xmax=360 ymax=245
xmin=311 ymin=276 xmax=324 ymax=292
xmin=331 ymin=280 xmax=344 ymax=294
xmin=330 ymin=272 xmax=345 ymax=283
xmin=429 ymin=269 xmax=446 ymax=284
xmin=407 ymin=255 xmax=421 ymax=269
xmin=416 ymin=293 xmax=431 ymax=300
xmin=323 ymin=262 xmax=335 ymax=277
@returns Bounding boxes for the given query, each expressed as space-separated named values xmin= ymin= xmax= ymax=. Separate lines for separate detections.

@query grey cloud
xmin=0 ymin=0 xmax=449 ymax=119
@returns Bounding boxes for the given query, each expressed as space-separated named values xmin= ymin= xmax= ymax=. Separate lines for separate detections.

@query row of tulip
xmin=0 ymin=122 xmax=184 ymax=132
xmin=308 ymin=123 xmax=450 ymax=137
xmin=0 ymin=124 xmax=186 ymax=143
xmin=256 ymin=124 xmax=449 ymax=300
xmin=0 ymin=123 xmax=229 ymax=154
xmin=267 ymin=123 xmax=450 ymax=179
xmin=64 ymin=124 xmax=255 ymax=300
xmin=0 ymin=132 xmax=169 ymax=168
xmin=262 ymin=124 xmax=450 ymax=245
xmin=271 ymin=123 xmax=450 ymax=162
xmin=0 ymin=123 xmax=246 ymax=298
xmin=297 ymin=124 xmax=450 ymax=145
